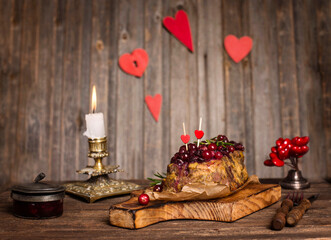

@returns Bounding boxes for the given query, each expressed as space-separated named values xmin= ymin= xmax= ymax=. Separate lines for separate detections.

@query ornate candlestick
xmin=64 ymin=137 xmax=142 ymax=203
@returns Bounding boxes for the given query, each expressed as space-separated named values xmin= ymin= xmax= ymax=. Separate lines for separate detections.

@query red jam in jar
xmin=13 ymin=199 xmax=63 ymax=219
xmin=11 ymin=173 xmax=65 ymax=219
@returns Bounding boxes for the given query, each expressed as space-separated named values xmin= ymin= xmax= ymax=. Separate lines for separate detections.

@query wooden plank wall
xmin=0 ymin=0 xmax=330 ymax=187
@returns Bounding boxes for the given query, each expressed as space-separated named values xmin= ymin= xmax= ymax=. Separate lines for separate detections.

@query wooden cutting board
xmin=109 ymin=183 xmax=281 ymax=229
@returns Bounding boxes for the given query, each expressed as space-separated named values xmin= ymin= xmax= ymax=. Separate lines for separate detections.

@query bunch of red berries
xmin=264 ymin=136 xmax=310 ymax=168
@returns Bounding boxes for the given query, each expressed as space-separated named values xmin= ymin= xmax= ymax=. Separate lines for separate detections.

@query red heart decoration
xmin=194 ymin=130 xmax=204 ymax=139
xmin=276 ymin=139 xmax=283 ymax=146
xmin=272 ymin=158 xmax=284 ymax=167
xmin=119 ymin=48 xmax=149 ymax=77
xmin=299 ymin=145 xmax=309 ymax=155
xmin=224 ymin=35 xmax=253 ymax=63
xmin=145 ymin=94 xmax=162 ymax=122
xmin=291 ymin=136 xmax=299 ymax=145
xmin=301 ymin=136 xmax=310 ymax=145
xmin=283 ymin=138 xmax=292 ymax=146
xmin=163 ymin=10 xmax=194 ymax=52
xmin=181 ymin=134 xmax=190 ymax=144
xmin=295 ymin=136 xmax=310 ymax=146
xmin=264 ymin=159 xmax=274 ymax=167
xmin=269 ymin=153 xmax=278 ymax=159
xmin=278 ymin=148 xmax=290 ymax=160
xmin=271 ymin=147 xmax=278 ymax=154
xmin=292 ymin=145 xmax=300 ymax=152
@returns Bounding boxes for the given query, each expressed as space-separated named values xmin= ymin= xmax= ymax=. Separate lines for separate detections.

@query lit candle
xmin=83 ymin=85 xmax=106 ymax=139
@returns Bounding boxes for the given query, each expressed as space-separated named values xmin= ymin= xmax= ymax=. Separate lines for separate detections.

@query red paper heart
xmin=163 ymin=10 xmax=194 ymax=52
xmin=145 ymin=94 xmax=162 ymax=122
xmin=119 ymin=48 xmax=149 ymax=77
xmin=181 ymin=134 xmax=190 ymax=144
xmin=224 ymin=35 xmax=253 ymax=63
xmin=194 ymin=130 xmax=204 ymax=139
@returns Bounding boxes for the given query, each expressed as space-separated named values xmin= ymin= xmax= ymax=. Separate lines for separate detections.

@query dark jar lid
xmin=11 ymin=173 xmax=65 ymax=202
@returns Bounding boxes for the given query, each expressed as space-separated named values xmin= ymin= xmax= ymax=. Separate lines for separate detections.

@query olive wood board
xmin=109 ymin=183 xmax=281 ymax=229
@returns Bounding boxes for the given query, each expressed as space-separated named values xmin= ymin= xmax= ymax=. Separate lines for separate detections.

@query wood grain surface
xmin=0 ymin=0 xmax=330 ymax=188
xmin=0 ymin=179 xmax=331 ymax=239
xmin=109 ymin=183 xmax=281 ymax=229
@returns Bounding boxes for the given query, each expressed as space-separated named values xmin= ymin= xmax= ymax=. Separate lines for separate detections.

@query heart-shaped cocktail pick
xmin=181 ymin=122 xmax=190 ymax=150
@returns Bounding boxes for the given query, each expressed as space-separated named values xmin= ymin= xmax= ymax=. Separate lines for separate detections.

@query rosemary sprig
xmin=197 ymin=139 xmax=234 ymax=147
xmin=147 ymin=172 xmax=166 ymax=186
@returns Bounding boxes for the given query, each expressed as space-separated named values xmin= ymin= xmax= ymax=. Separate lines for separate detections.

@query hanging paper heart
xmin=224 ymin=35 xmax=253 ymax=63
xmin=119 ymin=48 xmax=149 ymax=77
xmin=181 ymin=135 xmax=190 ymax=144
xmin=194 ymin=130 xmax=204 ymax=139
xmin=163 ymin=10 xmax=194 ymax=52
xmin=145 ymin=94 xmax=162 ymax=122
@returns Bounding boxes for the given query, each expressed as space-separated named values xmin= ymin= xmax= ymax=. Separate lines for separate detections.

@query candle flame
xmin=92 ymin=85 xmax=97 ymax=113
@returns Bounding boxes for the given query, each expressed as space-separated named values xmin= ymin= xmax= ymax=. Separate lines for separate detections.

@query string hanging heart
xmin=119 ymin=48 xmax=149 ymax=77
xmin=163 ymin=10 xmax=194 ymax=52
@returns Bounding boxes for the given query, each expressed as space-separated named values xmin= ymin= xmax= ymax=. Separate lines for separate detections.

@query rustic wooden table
xmin=0 ymin=179 xmax=330 ymax=240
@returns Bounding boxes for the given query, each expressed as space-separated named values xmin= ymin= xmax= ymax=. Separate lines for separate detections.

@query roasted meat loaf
xmin=162 ymin=135 xmax=248 ymax=193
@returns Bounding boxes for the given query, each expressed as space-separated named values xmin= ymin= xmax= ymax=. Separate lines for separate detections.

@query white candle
xmin=83 ymin=85 xmax=106 ymax=139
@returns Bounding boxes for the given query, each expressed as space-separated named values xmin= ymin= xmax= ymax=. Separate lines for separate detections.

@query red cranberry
xmin=194 ymin=150 xmax=202 ymax=156
xmin=218 ymin=135 xmax=228 ymax=142
xmin=235 ymin=143 xmax=244 ymax=151
xmin=228 ymin=146 xmax=235 ymax=153
xmin=199 ymin=145 xmax=208 ymax=151
xmin=174 ymin=152 xmax=181 ymax=158
xmin=171 ymin=157 xmax=176 ymax=163
xmin=138 ymin=194 xmax=150 ymax=205
xmin=179 ymin=148 xmax=187 ymax=154
xmin=188 ymin=143 xmax=197 ymax=151
xmin=208 ymin=143 xmax=217 ymax=151
xmin=181 ymin=153 xmax=189 ymax=161
xmin=179 ymin=145 xmax=186 ymax=152
xmin=176 ymin=159 xmax=184 ymax=166
xmin=153 ymin=185 xmax=163 ymax=192
xmin=222 ymin=149 xmax=229 ymax=157
xmin=217 ymin=135 xmax=225 ymax=141
xmin=202 ymin=150 xmax=212 ymax=160
xmin=215 ymin=152 xmax=223 ymax=159
xmin=189 ymin=149 xmax=197 ymax=156
xmin=210 ymin=151 xmax=216 ymax=157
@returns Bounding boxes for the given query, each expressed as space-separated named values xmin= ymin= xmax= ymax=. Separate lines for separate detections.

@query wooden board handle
xmin=286 ymin=198 xmax=311 ymax=226
xmin=272 ymin=198 xmax=293 ymax=230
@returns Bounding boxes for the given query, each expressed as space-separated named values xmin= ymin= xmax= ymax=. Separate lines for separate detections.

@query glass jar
xmin=11 ymin=173 xmax=65 ymax=219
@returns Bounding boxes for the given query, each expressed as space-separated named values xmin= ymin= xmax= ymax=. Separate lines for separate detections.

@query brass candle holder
xmin=64 ymin=137 xmax=142 ymax=203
